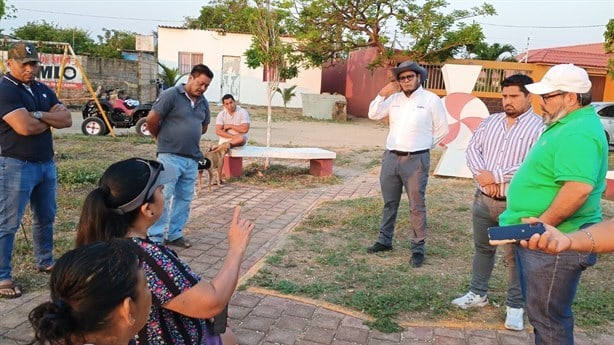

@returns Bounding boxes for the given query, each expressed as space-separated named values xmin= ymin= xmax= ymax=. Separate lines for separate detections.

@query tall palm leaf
xmin=473 ymin=42 xmax=517 ymax=61
xmin=157 ymin=62 xmax=185 ymax=88
xmin=275 ymin=85 xmax=297 ymax=115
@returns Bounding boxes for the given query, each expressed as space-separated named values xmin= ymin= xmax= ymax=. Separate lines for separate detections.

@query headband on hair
xmin=111 ymin=159 xmax=175 ymax=215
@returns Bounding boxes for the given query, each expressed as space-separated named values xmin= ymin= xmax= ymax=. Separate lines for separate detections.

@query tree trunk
xmin=265 ymin=80 xmax=273 ymax=168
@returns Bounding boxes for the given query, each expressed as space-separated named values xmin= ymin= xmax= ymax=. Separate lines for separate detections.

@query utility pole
xmin=520 ymin=37 xmax=530 ymax=63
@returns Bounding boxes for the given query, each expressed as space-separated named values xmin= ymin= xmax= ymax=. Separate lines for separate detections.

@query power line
xmin=15 ymin=8 xmax=607 ymax=30
xmin=477 ymin=22 xmax=605 ymax=29
xmin=16 ymin=8 xmax=184 ymax=24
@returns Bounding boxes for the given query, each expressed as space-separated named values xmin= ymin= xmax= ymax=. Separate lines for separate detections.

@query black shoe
xmin=164 ymin=237 xmax=192 ymax=248
xmin=367 ymin=242 xmax=393 ymax=253
xmin=411 ymin=252 xmax=424 ymax=267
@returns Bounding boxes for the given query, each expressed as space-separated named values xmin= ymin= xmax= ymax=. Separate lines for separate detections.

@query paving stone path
xmin=1 ymin=164 xmax=612 ymax=345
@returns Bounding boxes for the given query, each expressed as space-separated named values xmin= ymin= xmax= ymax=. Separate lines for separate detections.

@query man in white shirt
xmin=215 ymin=94 xmax=250 ymax=147
xmin=367 ymin=61 xmax=448 ymax=268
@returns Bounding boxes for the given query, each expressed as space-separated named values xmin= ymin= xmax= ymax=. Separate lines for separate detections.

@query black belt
xmin=389 ymin=149 xmax=429 ymax=156
xmin=480 ymin=191 xmax=506 ymax=201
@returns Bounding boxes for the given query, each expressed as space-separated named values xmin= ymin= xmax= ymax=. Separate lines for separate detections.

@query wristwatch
xmin=33 ymin=111 xmax=43 ymax=120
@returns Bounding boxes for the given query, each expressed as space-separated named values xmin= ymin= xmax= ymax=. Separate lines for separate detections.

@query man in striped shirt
xmin=451 ymin=74 xmax=544 ymax=331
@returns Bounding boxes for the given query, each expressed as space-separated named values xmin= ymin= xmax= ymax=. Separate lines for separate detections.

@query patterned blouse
xmin=130 ymin=237 xmax=219 ymax=345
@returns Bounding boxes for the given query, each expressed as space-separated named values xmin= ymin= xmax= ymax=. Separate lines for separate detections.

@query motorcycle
xmin=81 ymin=87 xmax=153 ymax=137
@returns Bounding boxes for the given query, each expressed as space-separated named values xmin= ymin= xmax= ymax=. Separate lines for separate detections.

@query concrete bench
xmin=221 ymin=146 xmax=337 ymax=178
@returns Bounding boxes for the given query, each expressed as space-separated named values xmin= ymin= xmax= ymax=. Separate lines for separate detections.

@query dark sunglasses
xmin=397 ymin=74 xmax=417 ymax=82
xmin=541 ymin=92 xmax=566 ymax=103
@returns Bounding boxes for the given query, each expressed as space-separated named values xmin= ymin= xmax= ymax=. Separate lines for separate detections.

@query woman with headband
xmin=76 ymin=158 xmax=254 ymax=345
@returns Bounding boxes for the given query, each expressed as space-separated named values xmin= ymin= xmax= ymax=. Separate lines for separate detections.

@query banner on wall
xmin=37 ymin=53 xmax=83 ymax=89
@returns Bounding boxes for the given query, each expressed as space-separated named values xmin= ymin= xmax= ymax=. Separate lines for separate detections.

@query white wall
xmin=157 ymin=27 xmax=321 ymax=108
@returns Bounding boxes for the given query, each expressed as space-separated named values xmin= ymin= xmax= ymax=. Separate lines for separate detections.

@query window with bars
xmin=178 ymin=52 xmax=203 ymax=74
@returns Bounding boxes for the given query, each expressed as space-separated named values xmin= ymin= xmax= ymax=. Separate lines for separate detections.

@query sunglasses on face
xmin=397 ymin=74 xmax=417 ymax=82
xmin=541 ymin=92 xmax=566 ymax=103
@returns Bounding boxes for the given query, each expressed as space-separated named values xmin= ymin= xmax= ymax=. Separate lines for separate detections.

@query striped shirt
xmin=465 ymin=108 xmax=544 ymax=197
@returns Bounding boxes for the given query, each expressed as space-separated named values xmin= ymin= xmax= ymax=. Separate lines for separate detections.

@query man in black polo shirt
xmin=0 ymin=42 xmax=72 ymax=298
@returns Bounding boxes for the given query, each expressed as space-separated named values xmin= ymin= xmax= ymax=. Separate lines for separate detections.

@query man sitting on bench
xmin=215 ymin=94 xmax=250 ymax=148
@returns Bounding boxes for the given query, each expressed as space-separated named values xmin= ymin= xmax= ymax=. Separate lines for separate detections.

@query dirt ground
xmin=61 ymin=109 xmax=390 ymax=150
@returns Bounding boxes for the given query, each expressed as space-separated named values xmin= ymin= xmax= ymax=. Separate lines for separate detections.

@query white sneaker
xmin=505 ymin=306 xmax=524 ymax=331
xmin=451 ymin=291 xmax=488 ymax=309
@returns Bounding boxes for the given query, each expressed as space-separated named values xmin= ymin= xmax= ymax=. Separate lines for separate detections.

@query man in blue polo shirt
xmin=0 ymin=42 xmax=72 ymax=298
xmin=146 ymin=64 xmax=213 ymax=248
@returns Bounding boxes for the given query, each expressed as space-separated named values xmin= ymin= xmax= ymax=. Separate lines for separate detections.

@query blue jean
xmin=0 ymin=157 xmax=57 ymax=281
xmin=470 ymin=191 xmax=523 ymax=308
xmin=147 ymin=154 xmax=197 ymax=243
xmin=377 ymin=150 xmax=430 ymax=253
xmin=516 ymin=235 xmax=597 ymax=345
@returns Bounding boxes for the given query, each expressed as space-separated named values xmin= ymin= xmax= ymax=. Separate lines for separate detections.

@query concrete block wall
xmin=59 ymin=55 xmax=157 ymax=107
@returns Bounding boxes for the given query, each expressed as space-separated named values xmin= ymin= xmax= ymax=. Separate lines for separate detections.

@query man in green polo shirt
xmin=499 ymin=64 xmax=607 ymax=345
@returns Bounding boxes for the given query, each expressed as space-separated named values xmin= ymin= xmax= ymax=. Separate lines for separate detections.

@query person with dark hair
xmin=0 ymin=41 xmax=73 ymax=299
xmin=76 ymin=157 xmax=254 ymax=345
xmin=146 ymin=64 xmax=215 ymax=248
xmin=500 ymin=64 xmax=607 ymax=344
xmin=451 ymin=74 xmax=543 ymax=331
xmin=366 ymin=61 xmax=448 ymax=267
xmin=29 ymin=239 xmax=151 ymax=345
xmin=215 ymin=94 xmax=250 ymax=148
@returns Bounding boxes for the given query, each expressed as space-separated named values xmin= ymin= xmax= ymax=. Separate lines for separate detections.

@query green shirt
xmin=499 ymin=106 xmax=608 ymax=233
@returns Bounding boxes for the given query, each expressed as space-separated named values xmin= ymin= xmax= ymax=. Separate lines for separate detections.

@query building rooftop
xmin=518 ymin=42 xmax=613 ymax=68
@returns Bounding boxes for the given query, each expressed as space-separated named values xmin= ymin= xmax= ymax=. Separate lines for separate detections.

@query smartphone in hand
xmin=211 ymin=304 xmax=228 ymax=334
xmin=487 ymin=222 xmax=546 ymax=246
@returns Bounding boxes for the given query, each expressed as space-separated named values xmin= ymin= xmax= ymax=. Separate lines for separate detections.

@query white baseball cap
xmin=525 ymin=64 xmax=592 ymax=95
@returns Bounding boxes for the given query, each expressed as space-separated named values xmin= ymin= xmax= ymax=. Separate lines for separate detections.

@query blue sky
xmin=2 ymin=0 xmax=613 ymax=53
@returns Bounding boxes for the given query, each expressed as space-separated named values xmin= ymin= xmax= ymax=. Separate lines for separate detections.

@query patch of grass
xmin=265 ymin=249 xmax=286 ymax=266
xmin=333 ymin=149 xmax=382 ymax=170
xmin=247 ymin=183 xmax=614 ymax=334
xmin=10 ymin=132 xmax=614 ymax=336
xmin=573 ymin=268 xmax=614 ymax=332
xmin=12 ymin=135 xmax=159 ymax=292
xmin=11 ymin=133 xmax=343 ymax=293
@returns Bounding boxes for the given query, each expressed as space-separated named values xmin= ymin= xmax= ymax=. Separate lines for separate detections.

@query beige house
xmin=156 ymin=26 xmax=322 ymax=107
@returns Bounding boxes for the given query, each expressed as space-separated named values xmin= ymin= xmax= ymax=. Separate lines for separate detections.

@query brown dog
xmin=197 ymin=142 xmax=231 ymax=193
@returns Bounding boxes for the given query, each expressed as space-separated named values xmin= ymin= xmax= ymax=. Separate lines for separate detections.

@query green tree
xmin=470 ymin=42 xmax=517 ymax=61
xmin=605 ymin=19 xmax=614 ymax=78
xmin=397 ymin=0 xmax=495 ymax=63
xmin=157 ymin=62 xmax=184 ymax=88
xmin=185 ymin=0 xmax=257 ymax=33
xmin=275 ymin=85 xmax=297 ymax=114
xmin=11 ymin=21 xmax=96 ymax=54
xmin=244 ymin=0 xmax=300 ymax=166
xmin=291 ymin=0 xmax=495 ymax=67
xmin=89 ymin=28 xmax=137 ymax=58
xmin=12 ymin=23 xmax=135 ymax=58
xmin=0 ymin=0 xmax=16 ymax=33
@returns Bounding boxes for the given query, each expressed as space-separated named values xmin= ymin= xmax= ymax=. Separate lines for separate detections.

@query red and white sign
xmin=37 ymin=53 xmax=84 ymax=90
